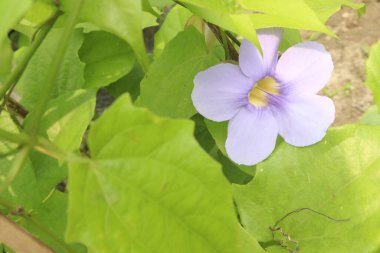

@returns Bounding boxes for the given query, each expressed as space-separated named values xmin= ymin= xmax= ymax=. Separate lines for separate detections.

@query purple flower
xmin=192 ymin=28 xmax=335 ymax=166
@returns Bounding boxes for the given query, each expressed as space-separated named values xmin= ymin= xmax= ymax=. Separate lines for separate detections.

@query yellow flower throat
xmin=248 ymin=77 xmax=279 ymax=107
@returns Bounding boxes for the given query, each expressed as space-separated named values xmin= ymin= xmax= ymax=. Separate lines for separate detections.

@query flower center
xmin=248 ymin=76 xmax=279 ymax=107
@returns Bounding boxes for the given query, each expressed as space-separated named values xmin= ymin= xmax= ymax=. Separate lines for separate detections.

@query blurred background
xmin=315 ymin=0 xmax=380 ymax=125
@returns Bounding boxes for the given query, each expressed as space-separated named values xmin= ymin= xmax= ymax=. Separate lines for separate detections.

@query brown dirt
xmin=315 ymin=0 xmax=380 ymax=125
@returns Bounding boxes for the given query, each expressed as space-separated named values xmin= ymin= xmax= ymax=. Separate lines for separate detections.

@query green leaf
xmin=140 ymin=27 xmax=219 ymax=118
xmin=149 ymin=0 xmax=173 ymax=8
xmin=279 ymin=29 xmax=302 ymax=52
xmin=37 ymin=89 xmax=96 ymax=152
xmin=304 ymin=0 xmax=366 ymax=23
xmin=360 ymin=106 xmax=380 ymax=126
xmin=0 ymin=0 xmax=32 ymax=44
xmin=17 ymin=27 xmax=85 ymax=110
xmin=66 ymin=94 xmax=264 ymax=253
xmin=62 ymin=0 xmax=155 ymax=72
xmin=153 ymin=5 xmax=193 ymax=59
xmin=142 ymin=0 xmax=161 ymax=18
xmin=79 ymin=31 xmax=135 ymax=88
xmin=238 ymin=0 xmax=334 ymax=35
xmin=366 ymin=39 xmax=380 ymax=111
xmin=234 ymin=125 xmax=380 ymax=253
xmin=180 ymin=0 xmax=241 ymax=13
xmin=14 ymin=0 xmax=57 ymax=39
xmin=185 ymin=4 xmax=260 ymax=48
xmin=0 ymin=38 xmax=13 ymax=81
xmin=184 ymin=0 xmax=334 ymax=49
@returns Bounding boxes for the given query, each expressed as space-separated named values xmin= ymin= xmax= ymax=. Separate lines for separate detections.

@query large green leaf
xmin=17 ymin=27 xmax=85 ymax=110
xmin=140 ymin=27 xmax=218 ymax=118
xmin=238 ymin=0 xmax=333 ymax=35
xmin=180 ymin=0 xmax=241 ymax=13
xmin=366 ymin=39 xmax=380 ymax=111
xmin=234 ymin=125 xmax=380 ymax=253
xmin=360 ymin=106 xmax=380 ymax=126
xmin=62 ymin=0 xmax=155 ymax=72
xmin=153 ymin=5 xmax=193 ymax=59
xmin=183 ymin=0 xmax=334 ymax=48
xmin=79 ymin=31 xmax=135 ymax=88
xmin=66 ymin=94 xmax=264 ymax=253
xmin=305 ymin=0 xmax=365 ymax=23
xmin=0 ymin=0 xmax=32 ymax=44
xmin=185 ymin=4 xmax=260 ymax=47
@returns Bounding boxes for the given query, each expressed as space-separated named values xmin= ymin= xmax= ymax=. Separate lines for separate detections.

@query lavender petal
xmin=192 ymin=63 xmax=251 ymax=122
xmin=226 ymin=107 xmax=278 ymax=165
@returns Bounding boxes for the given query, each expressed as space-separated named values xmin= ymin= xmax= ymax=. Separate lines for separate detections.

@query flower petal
xmin=192 ymin=63 xmax=251 ymax=122
xmin=238 ymin=39 xmax=265 ymax=80
xmin=258 ymin=28 xmax=283 ymax=74
xmin=226 ymin=107 xmax=278 ymax=165
xmin=273 ymin=94 xmax=335 ymax=147
xmin=275 ymin=42 xmax=333 ymax=95
xmin=239 ymin=28 xmax=283 ymax=78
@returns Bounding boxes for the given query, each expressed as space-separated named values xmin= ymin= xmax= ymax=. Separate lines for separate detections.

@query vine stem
xmin=25 ymin=0 xmax=84 ymax=136
xmin=0 ymin=146 xmax=31 ymax=194
xmin=0 ymin=12 xmax=61 ymax=100
xmin=0 ymin=128 xmax=69 ymax=160
xmin=0 ymin=129 xmax=30 ymax=144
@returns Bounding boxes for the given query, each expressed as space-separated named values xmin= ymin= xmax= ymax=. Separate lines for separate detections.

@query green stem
xmin=35 ymin=137 xmax=68 ymax=161
xmin=0 ymin=129 xmax=30 ymax=145
xmin=0 ymin=146 xmax=31 ymax=194
xmin=25 ymin=0 xmax=84 ymax=137
xmin=0 ymin=128 xmax=69 ymax=161
xmin=0 ymin=12 xmax=61 ymax=100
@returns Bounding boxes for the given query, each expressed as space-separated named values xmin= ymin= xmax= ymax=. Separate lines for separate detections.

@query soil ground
xmin=315 ymin=0 xmax=380 ymax=125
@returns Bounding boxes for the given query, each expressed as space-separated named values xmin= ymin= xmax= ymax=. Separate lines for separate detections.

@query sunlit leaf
xmin=366 ymin=39 xmax=380 ymax=111
xmin=153 ymin=5 xmax=193 ymax=59
xmin=37 ymin=89 xmax=96 ymax=152
xmin=0 ymin=0 xmax=32 ymax=44
xmin=360 ymin=106 xmax=380 ymax=126
xmin=66 ymin=94 xmax=264 ymax=253
xmin=304 ymin=0 xmax=365 ymax=23
xmin=234 ymin=125 xmax=380 ymax=253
